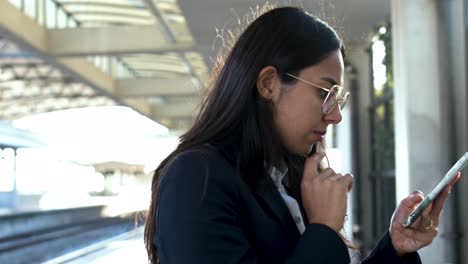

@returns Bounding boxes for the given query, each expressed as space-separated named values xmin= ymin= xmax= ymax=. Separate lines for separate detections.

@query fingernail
xmin=316 ymin=152 xmax=325 ymax=159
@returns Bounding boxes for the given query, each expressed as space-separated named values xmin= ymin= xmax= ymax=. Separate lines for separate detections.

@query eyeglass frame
xmin=285 ymin=73 xmax=350 ymax=115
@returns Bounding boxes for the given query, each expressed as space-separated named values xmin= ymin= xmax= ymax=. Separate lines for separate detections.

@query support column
xmin=346 ymin=44 xmax=374 ymax=253
xmin=12 ymin=148 xmax=17 ymax=210
xmin=392 ymin=0 xmax=460 ymax=262
xmin=439 ymin=0 xmax=468 ymax=263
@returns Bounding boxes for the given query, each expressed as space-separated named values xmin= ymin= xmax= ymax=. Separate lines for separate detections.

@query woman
xmin=144 ymin=5 xmax=459 ymax=263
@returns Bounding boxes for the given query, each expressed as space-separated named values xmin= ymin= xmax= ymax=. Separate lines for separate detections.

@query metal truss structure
xmin=0 ymin=0 xmax=209 ymax=130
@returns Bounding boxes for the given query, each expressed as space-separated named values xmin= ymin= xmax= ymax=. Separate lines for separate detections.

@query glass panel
xmin=373 ymin=102 xmax=395 ymax=170
xmin=45 ymin=0 xmax=56 ymax=28
xmin=94 ymin=56 xmax=101 ymax=68
xmin=368 ymin=23 xmax=396 ymax=246
xmin=37 ymin=0 xmax=46 ymax=26
xmin=72 ymin=14 xmax=154 ymax=25
xmin=24 ymin=0 xmax=37 ymax=20
xmin=0 ymin=149 xmax=15 ymax=192
xmin=101 ymin=57 xmax=109 ymax=73
xmin=59 ymin=0 xmax=141 ymax=5
xmin=57 ymin=7 xmax=67 ymax=28
xmin=68 ymin=16 xmax=77 ymax=27
xmin=8 ymin=0 xmax=22 ymax=9
xmin=63 ymin=5 xmax=150 ymax=17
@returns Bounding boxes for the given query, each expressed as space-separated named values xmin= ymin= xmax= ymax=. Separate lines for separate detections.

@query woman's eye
xmin=319 ymin=89 xmax=329 ymax=99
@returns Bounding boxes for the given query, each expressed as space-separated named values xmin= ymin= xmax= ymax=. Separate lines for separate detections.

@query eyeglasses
xmin=286 ymin=73 xmax=350 ymax=115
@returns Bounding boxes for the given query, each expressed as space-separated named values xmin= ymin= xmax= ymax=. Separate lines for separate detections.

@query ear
xmin=256 ymin=66 xmax=280 ymax=100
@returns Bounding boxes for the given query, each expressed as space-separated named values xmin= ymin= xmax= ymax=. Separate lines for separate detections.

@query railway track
xmin=0 ymin=211 xmax=143 ymax=264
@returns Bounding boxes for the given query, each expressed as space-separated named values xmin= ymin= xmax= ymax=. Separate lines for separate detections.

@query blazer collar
xmin=209 ymin=143 xmax=301 ymax=240
xmin=253 ymin=176 xmax=300 ymax=239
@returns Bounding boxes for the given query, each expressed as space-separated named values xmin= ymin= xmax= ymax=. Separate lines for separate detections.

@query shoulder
xmin=157 ymin=145 xmax=243 ymax=218
xmin=165 ymin=145 xmax=234 ymax=176
xmin=174 ymin=144 xmax=228 ymax=164
xmin=159 ymin=145 xmax=240 ymax=195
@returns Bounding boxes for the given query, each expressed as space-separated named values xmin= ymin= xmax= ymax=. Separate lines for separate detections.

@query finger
xmin=401 ymin=191 xmax=424 ymax=209
xmin=430 ymin=187 xmax=449 ymax=221
xmin=328 ymin=173 xmax=342 ymax=181
xmin=338 ymin=174 xmax=354 ymax=192
xmin=444 ymin=172 xmax=462 ymax=195
xmin=304 ymin=152 xmax=326 ymax=179
xmin=345 ymin=173 xmax=354 ymax=192
xmin=400 ymin=225 xmax=438 ymax=241
xmin=392 ymin=194 xmax=424 ymax=227
xmin=320 ymin=168 xmax=336 ymax=178
xmin=429 ymin=172 xmax=461 ymax=220
xmin=421 ymin=205 xmax=433 ymax=227
xmin=449 ymin=172 xmax=462 ymax=188
xmin=407 ymin=204 xmax=432 ymax=228
xmin=411 ymin=190 xmax=424 ymax=197
xmin=423 ymin=203 xmax=433 ymax=216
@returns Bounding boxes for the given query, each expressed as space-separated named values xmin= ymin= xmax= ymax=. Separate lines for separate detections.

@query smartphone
xmin=403 ymin=152 xmax=468 ymax=228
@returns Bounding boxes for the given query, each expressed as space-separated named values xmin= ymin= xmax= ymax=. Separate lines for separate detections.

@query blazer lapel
xmin=253 ymin=177 xmax=300 ymax=239
xmin=209 ymin=143 xmax=301 ymax=240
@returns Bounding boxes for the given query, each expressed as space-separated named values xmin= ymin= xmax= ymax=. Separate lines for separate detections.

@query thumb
xmin=402 ymin=191 xmax=424 ymax=209
xmin=304 ymin=152 xmax=325 ymax=178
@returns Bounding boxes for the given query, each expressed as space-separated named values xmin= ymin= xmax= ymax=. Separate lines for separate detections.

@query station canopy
xmin=0 ymin=0 xmax=209 ymax=131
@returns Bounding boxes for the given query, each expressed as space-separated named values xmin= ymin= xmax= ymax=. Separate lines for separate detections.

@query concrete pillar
xmin=12 ymin=148 xmax=17 ymax=210
xmin=438 ymin=0 xmax=468 ymax=263
xmin=346 ymin=44 xmax=374 ymax=253
xmin=391 ymin=0 xmax=461 ymax=263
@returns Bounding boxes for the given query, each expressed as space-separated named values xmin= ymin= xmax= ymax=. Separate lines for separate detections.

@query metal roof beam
xmin=48 ymin=26 xmax=195 ymax=57
xmin=0 ymin=1 xmax=203 ymax=129
xmin=143 ymin=0 xmax=204 ymax=90
xmin=0 ymin=0 xmax=157 ymax=120
xmin=157 ymin=118 xmax=194 ymax=131
xmin=115 ymin=76 xmax=199 ymax=97
xmin=0 ymin=95 xmax=102 ymax=106
xmin=151 ymin=101 xmax=200 ymax=118
xmin=0 ymin=1 xmax=112 ymax=94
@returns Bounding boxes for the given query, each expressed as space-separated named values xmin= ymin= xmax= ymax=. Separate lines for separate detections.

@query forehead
xmin=299 ymin=51 xmax=344 ymax=85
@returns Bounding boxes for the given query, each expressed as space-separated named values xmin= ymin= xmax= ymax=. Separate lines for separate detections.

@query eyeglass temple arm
xmin=285 ymin=73 xmax=330 ymax=91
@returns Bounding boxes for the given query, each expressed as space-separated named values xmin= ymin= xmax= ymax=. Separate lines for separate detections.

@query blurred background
xmin=0 ymin=0 xmax=467 ymax=263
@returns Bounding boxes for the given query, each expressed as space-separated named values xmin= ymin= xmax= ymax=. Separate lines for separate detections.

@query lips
xmin=313 ymin=130 xmax=327 ymax=136
xmin=311 ymin=130 xmax=326 ymax=142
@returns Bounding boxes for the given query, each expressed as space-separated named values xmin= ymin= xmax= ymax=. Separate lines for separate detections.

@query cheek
xmin=276 ymin=102 xmax=307 ymax=132
xmin=275 ymin=92 xmax=320 ymax=131
xmin=272 ymin=92 xmax=321 ymax=151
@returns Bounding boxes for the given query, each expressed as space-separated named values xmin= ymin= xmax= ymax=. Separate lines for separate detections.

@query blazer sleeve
xmin=153 ymin=150 xmax=351 ymax=264
xmin=362 ymin=231 xmax=422 ymax=264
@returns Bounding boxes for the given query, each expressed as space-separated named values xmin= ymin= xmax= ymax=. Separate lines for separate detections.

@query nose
xmin=323 ymin=104 xmax=343 ymax=124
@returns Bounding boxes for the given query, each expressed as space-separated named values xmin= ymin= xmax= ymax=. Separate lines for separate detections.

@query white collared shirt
xmin=269 ymin=166 xmax=306 ymax=234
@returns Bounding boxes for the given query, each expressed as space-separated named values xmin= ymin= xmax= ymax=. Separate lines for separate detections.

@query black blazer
xmin=153 ymin=145 xmax=422 ymax=264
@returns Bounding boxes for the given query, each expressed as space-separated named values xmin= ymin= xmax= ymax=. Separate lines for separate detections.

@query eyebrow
xmin=320 ymin=77 xmax=338 ymax=86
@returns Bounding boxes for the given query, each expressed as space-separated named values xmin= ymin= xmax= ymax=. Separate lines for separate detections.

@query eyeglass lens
xmin=322 ymin=86 xmax=339 ymax=114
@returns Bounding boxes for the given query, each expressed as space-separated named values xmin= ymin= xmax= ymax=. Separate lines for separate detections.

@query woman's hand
xmin=301 ymin=152 xmax=353 ymax=232
xmin=389 ymin=172 xmax=461 ymax=256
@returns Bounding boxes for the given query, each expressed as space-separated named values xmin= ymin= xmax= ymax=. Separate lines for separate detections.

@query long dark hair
xmin=144 ymin=5 xmax=345 ymax=263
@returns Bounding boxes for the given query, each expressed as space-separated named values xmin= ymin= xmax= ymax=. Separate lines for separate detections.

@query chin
xmin=284 ymin=140 xmax=317 ymax=156
xmin=292 ymin=144 xmax=314 ymax=157
xmin=306 ymin=144 xmax=316 ymax=156
xmin=302 ymin=143 xmax=319 ymax=157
